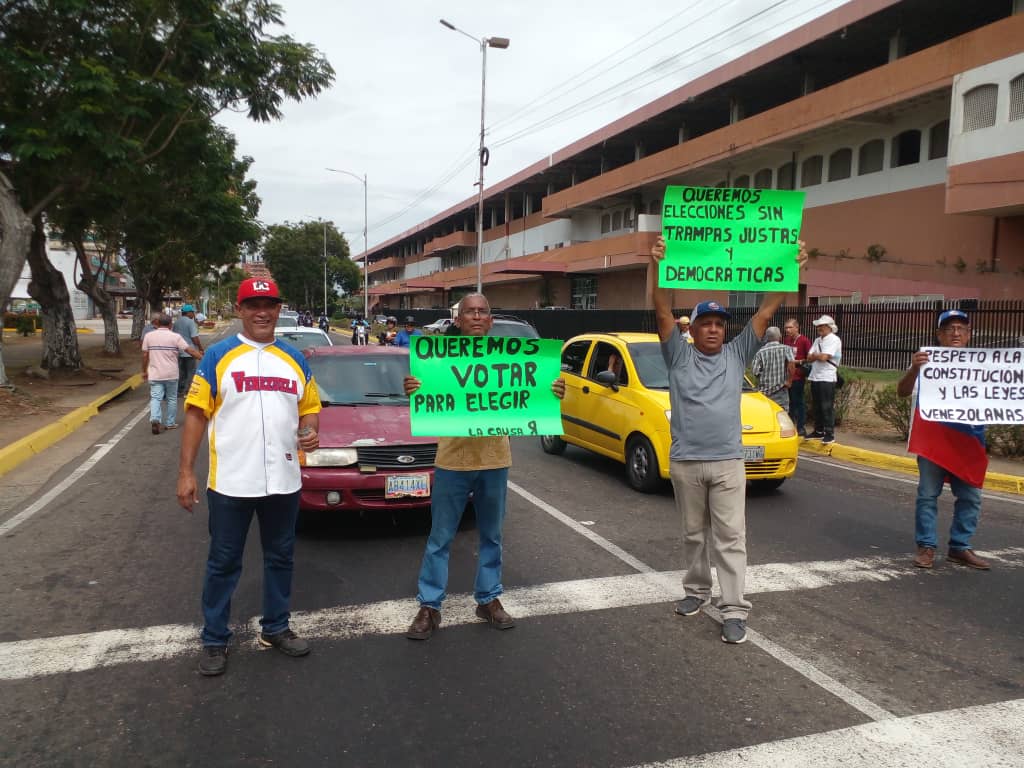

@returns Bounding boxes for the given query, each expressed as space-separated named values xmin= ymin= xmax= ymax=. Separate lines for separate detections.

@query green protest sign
xmin=409 ymin=335 xmax=564 ymax=438
xmin=659 ymin=186 xmax=804 ymax=292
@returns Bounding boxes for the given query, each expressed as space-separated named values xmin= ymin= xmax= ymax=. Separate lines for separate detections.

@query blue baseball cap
xmin=937 ymin=309 xmax=969 ymax=328
xmin=181 ymin=304 xmax=195 ymax=313
xmin=691 ymin=300 xmax=732 ymax=321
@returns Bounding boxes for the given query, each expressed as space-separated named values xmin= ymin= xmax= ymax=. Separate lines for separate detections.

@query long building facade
xmin=363 ymin=0 xmax=1024 ymax=312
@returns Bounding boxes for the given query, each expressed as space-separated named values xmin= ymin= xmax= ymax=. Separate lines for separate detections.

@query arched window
xmin=891 ymin=129 xmax=921 ymax=167
xmin=776 ymin=162 xmax=795 ymax=190
xmin=611 ymin=211 xmax=622 ymax=231
xmin=734 ymin=174 xmax=750 ymax=188
xmin=858 ymin=139 xmax=884 ymax=175
xmin=753 ymin=168 xmax=773 ymax=189
xmin=600 ymin=214 xmax=611 ymax=234
xmin=928 ymin=120 xmax=950 ymax=160
xmin=1010 ymin=75 xmax=1024 ymax=122
xmin=800 ymin=156 xmax=823 ymax=187
xmin=714 ymin=179 xmax=728 ymax=188
xmin=828 ymin=148 xmax=852 ymax=181
xmin=962 ymin=84 xmax=998 ymax=131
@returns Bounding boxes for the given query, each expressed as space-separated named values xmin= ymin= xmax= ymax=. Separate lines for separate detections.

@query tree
xmin=0 ymin=0 xmax=334 ymax=381
xmin=261 ymin=221 xmax=359 ymax=310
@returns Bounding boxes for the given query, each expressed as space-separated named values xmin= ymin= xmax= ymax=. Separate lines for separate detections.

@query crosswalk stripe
xmin=1 ymin=548 xmax=1021 ymax=682
xmin=627 ymin=697 xmax=1024 ymax=767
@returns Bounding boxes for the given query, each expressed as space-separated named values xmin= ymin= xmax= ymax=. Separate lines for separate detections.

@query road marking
xmin=799 ymin=455 xmax=1024 ymax=507
xmin=628 ymin=697 xmax=1024 ymax=767
xmin=0 ymin=406 xmax=151 ymax=537
xmin=2 ymin=548 xmax=1021 ymax=682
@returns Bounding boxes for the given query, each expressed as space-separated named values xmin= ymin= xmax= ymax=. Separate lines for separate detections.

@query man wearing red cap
xmin=177 ymin=277 xmax=322 ymax=676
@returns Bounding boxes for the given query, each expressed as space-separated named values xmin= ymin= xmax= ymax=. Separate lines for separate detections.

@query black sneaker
xmin=673 ymin=595 xmax=709 ymax=616
xmin=809 ymin=431 xmax=824 ymax=439
xmin=821 ymin=435 xmax=835 ymax=445
xmin=199 ymin=645 xmax=227 ymax=676
xmin=258 ymin=628 xmax=310 ymax=657
xmin=721 ymin=618 xmax=748 ymax=644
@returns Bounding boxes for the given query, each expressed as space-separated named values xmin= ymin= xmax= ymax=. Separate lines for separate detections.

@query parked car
xmin=423 ymin=317 xmax=454 ymax=334
xmin=542 ymin=332 xmax=799 ymax=492
xmin=487 ymin=315 xmax=540 ymax=338
xmin=274 ymin=327 xmax=333 ymax=351
xmin=299 ymin=346 xmax=436 ymax=514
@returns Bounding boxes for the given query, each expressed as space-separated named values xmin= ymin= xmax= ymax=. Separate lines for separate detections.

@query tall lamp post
xmin=325 ymin=167 xmax=368 ymax=319
xmin=439 ymin=18 xmax=509 ymax=293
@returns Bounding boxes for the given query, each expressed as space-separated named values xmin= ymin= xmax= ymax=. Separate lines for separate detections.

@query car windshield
xmin=307 ymin=354 xmax=410 ymax=406
xmin=275 ymin=331 xmax=329 ymax=351
xmin=275 ymin=317 xmax=298 ymax=329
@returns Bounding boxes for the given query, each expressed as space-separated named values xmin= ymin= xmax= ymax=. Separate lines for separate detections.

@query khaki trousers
xmin=669 ymin=459 xmax=751 ymax=621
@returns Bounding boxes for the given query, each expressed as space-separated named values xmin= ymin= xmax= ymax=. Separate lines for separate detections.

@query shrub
xmin=871 ymin=384 xmax=911 ymax=440
xmin=803 ymin=370 xmax=868 ymax=427
xmin=16 ymin=315 xmax=37 ymax=336
xmin=986 ymin=424 xmax=1024 ymax=458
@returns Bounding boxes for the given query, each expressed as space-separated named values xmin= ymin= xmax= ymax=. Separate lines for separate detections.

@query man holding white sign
xmin=897 ymin=309 xmax=992 ymax=570
xmin=403 ymin=293 xmax=565 ymax=640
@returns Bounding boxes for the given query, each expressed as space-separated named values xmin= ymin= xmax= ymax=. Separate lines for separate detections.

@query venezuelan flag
xmin=908 ymin=407 xmax=988 ymax=488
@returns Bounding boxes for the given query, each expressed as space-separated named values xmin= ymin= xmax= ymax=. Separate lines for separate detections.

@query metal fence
xmin=399 ymin=300 xmax=1024 ymax=371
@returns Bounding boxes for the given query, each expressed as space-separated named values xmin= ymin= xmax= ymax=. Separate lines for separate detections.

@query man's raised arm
xmin=648 ymin=236 xmax=677 ymax=342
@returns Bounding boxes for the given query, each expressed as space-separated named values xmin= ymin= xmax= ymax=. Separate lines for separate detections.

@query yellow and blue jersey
xmin=185 ymin=334 xmax=321 ymax=497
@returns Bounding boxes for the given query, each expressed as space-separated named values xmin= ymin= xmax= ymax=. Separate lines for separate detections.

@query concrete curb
xmin=0 ymin=374 xmax=144 ymax=477
xmin=799 ymin=438 xmax=1024 ymax=496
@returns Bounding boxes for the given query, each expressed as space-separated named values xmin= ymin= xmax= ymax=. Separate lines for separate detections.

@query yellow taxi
xmin=542 ymin=332 xmax=799 ymax=492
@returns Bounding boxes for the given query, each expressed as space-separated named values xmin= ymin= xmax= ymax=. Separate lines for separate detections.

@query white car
xmin=274 ymin=327 xmax=333 ymax=351
xmin=423 ymin=317 xmax=454 ymax=334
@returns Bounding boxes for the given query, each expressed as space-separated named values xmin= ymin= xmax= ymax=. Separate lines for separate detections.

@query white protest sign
xmin=917 ymin=346 xmax=1024 ymax=424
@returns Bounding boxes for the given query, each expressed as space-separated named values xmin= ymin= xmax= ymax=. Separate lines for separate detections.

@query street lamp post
xmin=325 ymin=167 xmax=368 ymax=319
xmin=322 ymin=219 xmax=328 ymax=315
xmin=439 ymin=19 xmax=509 ymax=294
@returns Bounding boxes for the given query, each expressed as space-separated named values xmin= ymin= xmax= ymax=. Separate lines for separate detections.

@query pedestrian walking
xmin=141 ymin=313 xmax=202 ymax=433
xmin=649 ymin=235 xmax=805 ymax=645
xmin=172 ymin=304 xmax=204 ymax=397
xmin=177 ymin=277 xmax=322 ymax=676
xmin=404 ymin=292 xmax=565 ymax=640
xmin=897 ymin=309 xmax=990 ymax=570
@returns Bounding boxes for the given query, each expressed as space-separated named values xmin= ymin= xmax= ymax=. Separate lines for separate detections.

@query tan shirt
xmin=434 ymin=435 xmax=511 ymax=471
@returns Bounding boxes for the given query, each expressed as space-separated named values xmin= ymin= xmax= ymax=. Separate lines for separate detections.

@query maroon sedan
xmin=300 ymin=346 xmax=436 ymax=514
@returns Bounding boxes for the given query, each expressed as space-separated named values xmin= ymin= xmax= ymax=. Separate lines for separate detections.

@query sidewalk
xmin=2 ymin=322 xmax=1023 ymax=494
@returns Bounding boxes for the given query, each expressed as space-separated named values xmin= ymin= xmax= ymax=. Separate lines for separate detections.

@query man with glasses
xmin=403 ymin=293 xmax=565 ymax=640
xmin=897 ymin=309 xmax=990 ymax=570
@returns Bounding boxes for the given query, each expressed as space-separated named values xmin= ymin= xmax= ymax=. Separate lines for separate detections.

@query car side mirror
xmin=595 ymin=370 xmax=619 ymax=391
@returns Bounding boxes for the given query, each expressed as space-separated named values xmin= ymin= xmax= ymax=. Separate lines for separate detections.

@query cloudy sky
xmin=217 ymin=0 xmax=848 ymax=252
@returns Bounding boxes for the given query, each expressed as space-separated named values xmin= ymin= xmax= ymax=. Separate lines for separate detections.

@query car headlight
xmin=303 ymin=448 xmax=358 ymax=467
xmin=776 ymin=410 xmax=796 ymax=438
xmin=665 ymin=409 xmax=672 ymax=422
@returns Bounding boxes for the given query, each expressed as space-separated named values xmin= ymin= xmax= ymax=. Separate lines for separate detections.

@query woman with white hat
xmin=806 ymin=314 xmax=842 ymax=444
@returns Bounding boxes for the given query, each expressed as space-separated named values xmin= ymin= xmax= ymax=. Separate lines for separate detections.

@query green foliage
xmin=261 ymin=221 xmax=359 ymax=309
xmin=14 ymin=315 xmax=38 ymax=336
xmin=986 ymin=425 xmax=1024 ymax=458
xmin=871 ymin=384 xmax=912 ymax=440
xmin=804 ymin=370 xmax=869 ymax=427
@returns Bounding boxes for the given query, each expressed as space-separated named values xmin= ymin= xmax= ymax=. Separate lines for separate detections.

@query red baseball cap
xmin=237 ymin=278 xmax=282 ymax=304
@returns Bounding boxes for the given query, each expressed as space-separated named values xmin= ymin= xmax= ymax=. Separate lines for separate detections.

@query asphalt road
xmin=1 ymin=325 xmax=1023 ymax=767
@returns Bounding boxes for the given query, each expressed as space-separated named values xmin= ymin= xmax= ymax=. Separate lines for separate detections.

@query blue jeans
xmin=788 ymin=379 xmax=807 ymax=434
xmin=201 ymin=489 xmax=300 ymax=646
xmin=178 ymin=357 xmax=197 ymax=396
xmin=148 ymin=379 xmax=178 ymax=426
xmin=417 ymin=467 xmax=509 ymax=610
xmin=914 ymin=456 xmax=981 ymax=551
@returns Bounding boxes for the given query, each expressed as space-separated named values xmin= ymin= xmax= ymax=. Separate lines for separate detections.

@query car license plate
xmin=743 ymin=446 xmax=765 ymax=462
xmin=385 ymin=473 xmax=430 ymax=499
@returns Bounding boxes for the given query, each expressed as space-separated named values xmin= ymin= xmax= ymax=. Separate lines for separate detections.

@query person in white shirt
xmin=806 ymin=314 xmax=842 ymax=444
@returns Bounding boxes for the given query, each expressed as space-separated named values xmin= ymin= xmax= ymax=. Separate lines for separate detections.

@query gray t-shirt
xmin=661 ymin=322 xmax=762 ymax=461
xmin=172 ymin=315 xmax=200 ymax=358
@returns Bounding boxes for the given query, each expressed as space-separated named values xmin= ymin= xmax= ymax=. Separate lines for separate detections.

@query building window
xmin=648 ymin=200 xmax=660 ymax=215
xmin=928 ymin=120 xmax=949 ymax=159
xmin=858 ymin=139 xmax=884 ymax=175
xmin=800 ymin=156 xmax=823 ymax=187
xmin=727 ymin=291 xmax=764 ymax=308
xmin=600 ymin=214 xmax=610 ymax=234
xmin=1010 ymin=75 xmax=1024 ymax=122
xmin=611 ymin=211 xmax=622 ymax=231
xmin=714 ymin=179 xmax=728 ymax=188
xmin=571 ymin=277 xmax=597 ymax=310
xmin=734 ymin=174 xmax=750 ymax=188
xmin=776 ymin=162 xmax=795 ymax=190
xmin=753 ymin=168 xmax=773 ymax=189
xmin=624 ymin=207 xmax=634 ymax=228
xmin=828 ymin=148 xmax=852 ymax=181
xmin=962 ymin=84 xmax=998 ymax=131
xmin=891 ymin=129 xmax=921 ymax=167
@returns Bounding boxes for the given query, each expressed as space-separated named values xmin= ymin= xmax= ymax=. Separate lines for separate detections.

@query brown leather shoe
xmin=406 ymin=606 xmax=441 ymax=640
xmin=475 ymin=598 xmax=515 ymax=630
xmin=913 ymin=546 xmax=935 ymax=568
xmin=947 ymin=549 xmax=991 ymax=570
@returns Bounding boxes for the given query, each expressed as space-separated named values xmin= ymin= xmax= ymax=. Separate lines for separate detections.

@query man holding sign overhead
xmin=650 ymin=209 xmax=805 ymax=645
xmin=403 ymin=293 xmax=565 ymax=640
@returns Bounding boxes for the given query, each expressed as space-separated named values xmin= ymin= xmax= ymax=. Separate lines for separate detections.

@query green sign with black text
xmin=409 ymin=335 xmax=563 ymax=438
xmin=659 ymin=186 xmax=804 ymax=292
